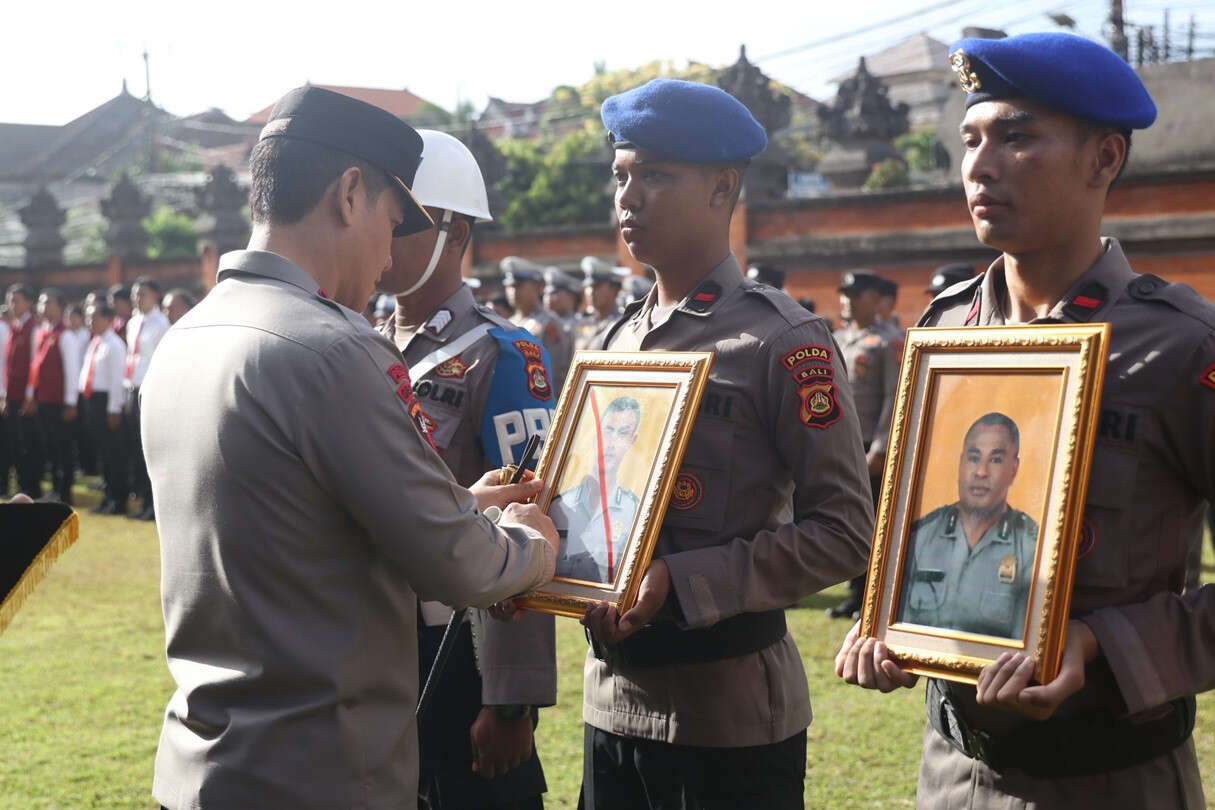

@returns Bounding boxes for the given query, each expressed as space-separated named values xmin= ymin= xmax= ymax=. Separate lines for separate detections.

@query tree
xmin=863 ymin=159 xmax=910 ymax=191
xmin=143 ymin=206 xmax=197 ymax=260
xmin=498 ymin=124 xmax=612 ymax=231
xmin=895 ymin=131 xmax=950 ymax=172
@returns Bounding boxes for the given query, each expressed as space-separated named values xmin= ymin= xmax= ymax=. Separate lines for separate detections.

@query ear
xmin=446 ymin=217 xmax=472 ymax=256
xmin=1090 ymin=132 xmax=1127 ymax=190
xmin=708 ymin=167 xmax=741 ymax=210
xmin=333 ymin=166 xmax=363 ymax=227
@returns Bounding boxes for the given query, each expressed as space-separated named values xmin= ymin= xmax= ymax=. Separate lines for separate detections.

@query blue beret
xmin=601 ymin=79 xmax=767 ymax=163
xmin=948 ymin=33 xmax=1156 ymax=130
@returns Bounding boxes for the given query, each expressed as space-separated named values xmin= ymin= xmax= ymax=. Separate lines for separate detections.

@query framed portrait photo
xmin=860 ymin=325 xmax=1110 ymax=685
xmin=516 ymin=350 xmax=713 ymax=619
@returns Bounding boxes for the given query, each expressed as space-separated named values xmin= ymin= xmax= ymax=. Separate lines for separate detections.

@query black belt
xmin=928 ymin=679 xmax=1195 ymax=778
xmin=588 ymin=610 xmax=787 ymax=667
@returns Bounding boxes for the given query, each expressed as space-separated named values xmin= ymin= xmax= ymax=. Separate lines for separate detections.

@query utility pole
xmin=1188 ymin=14 xmax=1196 ymax=61
xmin=143 ymin=48 xmax=151 ymax=102
xmin=1163 ymin=10 xmax=1171 ymax=61
xmin=1107 ymin=0 xmax=1129 ymax=61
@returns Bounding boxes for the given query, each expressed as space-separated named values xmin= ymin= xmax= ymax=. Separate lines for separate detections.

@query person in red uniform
xmin=3 ymin=284 xmax=43 ymax=497
xmin=28 ymin=288 xmax=81 ymax=504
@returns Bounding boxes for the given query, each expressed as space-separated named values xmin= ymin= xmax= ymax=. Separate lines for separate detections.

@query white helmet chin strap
xmin=400 ymin=209 xmax=454 ymax=297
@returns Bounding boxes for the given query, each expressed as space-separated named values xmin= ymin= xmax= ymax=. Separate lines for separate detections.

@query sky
xmin=5 ymin=0 xmax=1212 ymax=125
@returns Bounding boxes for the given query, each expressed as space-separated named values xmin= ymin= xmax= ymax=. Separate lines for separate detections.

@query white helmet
xmin=398 ymin=129 xmax=492 ymax=296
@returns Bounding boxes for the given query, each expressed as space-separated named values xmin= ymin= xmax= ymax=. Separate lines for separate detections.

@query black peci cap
xmin=259 ymin=86 xmax=433 ymax=237
xmin=838 ymin=269 xmax=884 ymax=294
xmin=927 ymin=263 xmax=975 ymax=295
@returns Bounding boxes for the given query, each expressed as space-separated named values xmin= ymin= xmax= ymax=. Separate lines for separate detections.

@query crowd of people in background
xmin=0 ymin=279 xmax=195 ymax=517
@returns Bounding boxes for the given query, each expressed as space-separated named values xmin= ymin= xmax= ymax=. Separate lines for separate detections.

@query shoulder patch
xmin=385 ymin=363 xmax=437 ymax=451
xmin=782 ymin=344 xmax=834 ymax=371
xmin=513 ymin=339 xmax=553 ymax=401
xmin=434 ymin=355 xmax=469 ymax=379
xmin=797 ymin=380 xmax=842 ymax=429
xmin=1201 ymin=361 xmax=1215 ymax=392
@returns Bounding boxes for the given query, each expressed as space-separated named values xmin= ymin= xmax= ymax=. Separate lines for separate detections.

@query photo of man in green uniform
xmin=551 ymin=394 xmax=641 ymax=583
xmin=898 ymin=412 xmax=1037 ymax=639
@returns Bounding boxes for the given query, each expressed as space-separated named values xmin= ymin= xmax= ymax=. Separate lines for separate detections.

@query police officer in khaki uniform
xmin=898 ymin=413 xmax=1037 ymax=640
xmin=579 ymin=78 xmax=874 ymax=810
xmin=501 ymin=257 xmax=573 ymax=394
xmin=837 ymin=33 xmax=1215 ymax=809
xmin=543 ymin=266 xmax=583 ymax=329
xmin=829 ymin=270 xmax=899 ymax=619
xmin=142 ymin=87 xmax=560 ymax=810
xmin=575 ymin=257 xmax=627 ymax=351
xmin=378 ymin=129 xmax=558 ymax=810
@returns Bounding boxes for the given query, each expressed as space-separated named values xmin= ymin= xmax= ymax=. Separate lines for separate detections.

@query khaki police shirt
xmin=899 ymin=504 xmax=1037 ymax=639
xmin=143 ymin=250 xmax=556 ymax=810
xmin=584 ymin=253 xmax=874 ymax=747
xmin=511 ymin=307 xmax=573 ymax=393
xmin=575 ymin=308 xmax=622 ymax=351
xmin=832 ymin=321 xmax=898 ymax=452
xmin=921 ymin=238 xmax=1215 ymax=736
xmin=550 ymin=475 xmax=641 ymax=583
xmin=386 ymin=284 xmax=557 ymax=707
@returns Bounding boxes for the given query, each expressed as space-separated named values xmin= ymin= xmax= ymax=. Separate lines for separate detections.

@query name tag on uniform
xmin=998 ymin=554 xmax=1016 ymax=584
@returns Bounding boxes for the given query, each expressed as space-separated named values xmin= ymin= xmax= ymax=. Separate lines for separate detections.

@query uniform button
xmin=1133 ymin=277 xmax=1161 ymax=296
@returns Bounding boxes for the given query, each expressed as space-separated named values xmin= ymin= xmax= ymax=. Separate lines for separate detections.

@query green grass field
xmin=2 ymin=487 xmax=1213 ymax=809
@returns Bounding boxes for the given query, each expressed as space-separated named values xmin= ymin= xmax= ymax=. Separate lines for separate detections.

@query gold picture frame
xmin=860 ymin=325 xmax=1109 ymax=685
xmin=517 ymin=350 xmax=713 ymax=619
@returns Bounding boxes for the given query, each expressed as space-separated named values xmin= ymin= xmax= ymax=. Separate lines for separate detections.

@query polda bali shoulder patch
xmin=434 ymin=355 xmax=469 ymax=379
xmin=386 ymin=363 xmax=437 ymax=451
xmin=513 ymin=339 xmax=553 ymax=401
xmin=793 ymin=365 xmax=834 ymax=385
xmin=781 ymin=344 xmax=833 ymax=372
xmin=797 ymin=380 xmax=842 ymax=429
xmin=670 ymin=472 xmax=703 ymax=510
xmin=1201 ymin=361 xmax=1215 ymax=392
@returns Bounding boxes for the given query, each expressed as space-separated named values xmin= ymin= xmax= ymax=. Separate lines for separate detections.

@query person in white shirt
xmin=124 ymin=277 xmax=169 ymax=521
xmin=62 ymin=303 xmax=98 ymax=477
xmin=81 ymin=301 xmax=130 ymax=515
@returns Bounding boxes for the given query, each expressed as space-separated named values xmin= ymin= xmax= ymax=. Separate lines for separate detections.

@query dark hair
xmin=797 ymin=297 xmax=816 ymax=313
xmin=603 ymin=395 xmax=641 ymax=421
xmin=6 ymin=283 xmax=33 ymax=301
xmin=133 ymin=276 xmax=161 ymax=294
xmin=165 ymin=287 xmax=197 ymax=307
xmin=249 ymin=137 xmax=389 ymax=225
xmin=66 ymin=303 xmax=84 ymax=318
xmin=107 ymin=283 xmax=131 ymax=302
xmin=1076 ymin=121 xmax=1133 ymax=192
xmin=88 ymin=301 xmax=116 ymax=319
xmin=964 ymin=412 xmax=1020 ymax=454
xmin=39 ymin=287 xmax=64 ymax=308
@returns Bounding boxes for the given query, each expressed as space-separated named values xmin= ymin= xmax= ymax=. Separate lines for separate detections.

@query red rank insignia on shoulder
xmin=798 ymin=381 xmax=842 ymax=429
xmin=1202 ymin=361 xmax=1215 ymax=392
xmin=434 ymin=356 xmax=469 ymax=379
xmin=782 ymin=344 xmax=833 ymax=372
xmin=513 ymin=339 xmax=553 ymax=401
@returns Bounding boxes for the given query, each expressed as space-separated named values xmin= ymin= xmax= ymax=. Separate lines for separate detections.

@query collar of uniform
xmin=420 ymin=284 xmax=477 ymax=344
xmin=976 ymin=238 xmax=1135 ymax=325
xmin=674 ymin=254 xmax=744 ymax=319
xmin=216 ymin=249 xmax=321 ymax=297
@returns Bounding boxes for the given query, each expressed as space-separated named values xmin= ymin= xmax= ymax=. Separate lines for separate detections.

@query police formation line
xmin=5 ymin=31 xmax=1210 ymax=810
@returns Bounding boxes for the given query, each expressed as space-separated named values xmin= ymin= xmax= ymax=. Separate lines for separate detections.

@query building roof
xmin=832 ymin=33 xmax=949 ymax=83
xmin=246 ymin=85 xmax=434 ymax=124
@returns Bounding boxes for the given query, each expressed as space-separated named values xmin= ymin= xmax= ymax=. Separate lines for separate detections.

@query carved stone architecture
xmin=194 ymin=165 xmax=249 ymax=256
xmin=101 ymin=174 xmax=150 ymax=262
xmin=717 ymin=45 xmax=794 ymax=200
xmin=816 ymin=57 xmax=910 ymax=189
xmin=18 ymin=187 xmax=66 ymax=269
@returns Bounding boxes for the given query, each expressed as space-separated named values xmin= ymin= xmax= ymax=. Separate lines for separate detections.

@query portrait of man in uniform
xmin=897 ymin=412 xmax=1038 ymax=639
xmin=550 ymin=394 xmax=643 ymax=583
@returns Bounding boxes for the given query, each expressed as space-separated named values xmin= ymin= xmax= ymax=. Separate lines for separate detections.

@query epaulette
xmin=474 ymin=302 xmax=517 ymax=331
xmin=601 ymin=298 xmax=646 ymax=348
xmin=918 ymin=274 xmax=985 ymax=327
xmin=741 ymin=278 xmax=815 ymax=328
xmin=909 ymin=503 xmax=956 ymax=533
xmin=1126 ymin=274 xmax=1215 ymax=331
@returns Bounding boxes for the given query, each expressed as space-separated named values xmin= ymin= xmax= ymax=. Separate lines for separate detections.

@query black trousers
xmin=124 ymin=387 xmax=151 ymax=506
xmin=74 ymin=396 xmax=98 ymax=475
xmin=86 ymin=392 xmax=128 ymax=504
xmin=0 ymin=403 xmax=11 ymax=493
xmin=37 ymin=403 xmax=74 ymax=502
xmin=580 ymin=725 xmax=807 ymax=810
xmin=3 ymin=398 xmax=43 ymax=497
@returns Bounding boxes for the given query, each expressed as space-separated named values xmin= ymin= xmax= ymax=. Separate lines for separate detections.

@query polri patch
xmin=797 ymin=381 xmax=842 ymax=429
xmin=670 ymin=472 xmax=703 ymax=510
xmin=513 ymin=339 xmax=553 ymax=402
xmin=434 ymin=355 xmax=469 ymax=379
xmin=1201 ymin=361 xmax=1215 ymax=392
xmin=781 ymin=344 xmax=833 ymax=372
xmin=1077 ymin=517 xmax=1096 ymax=559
